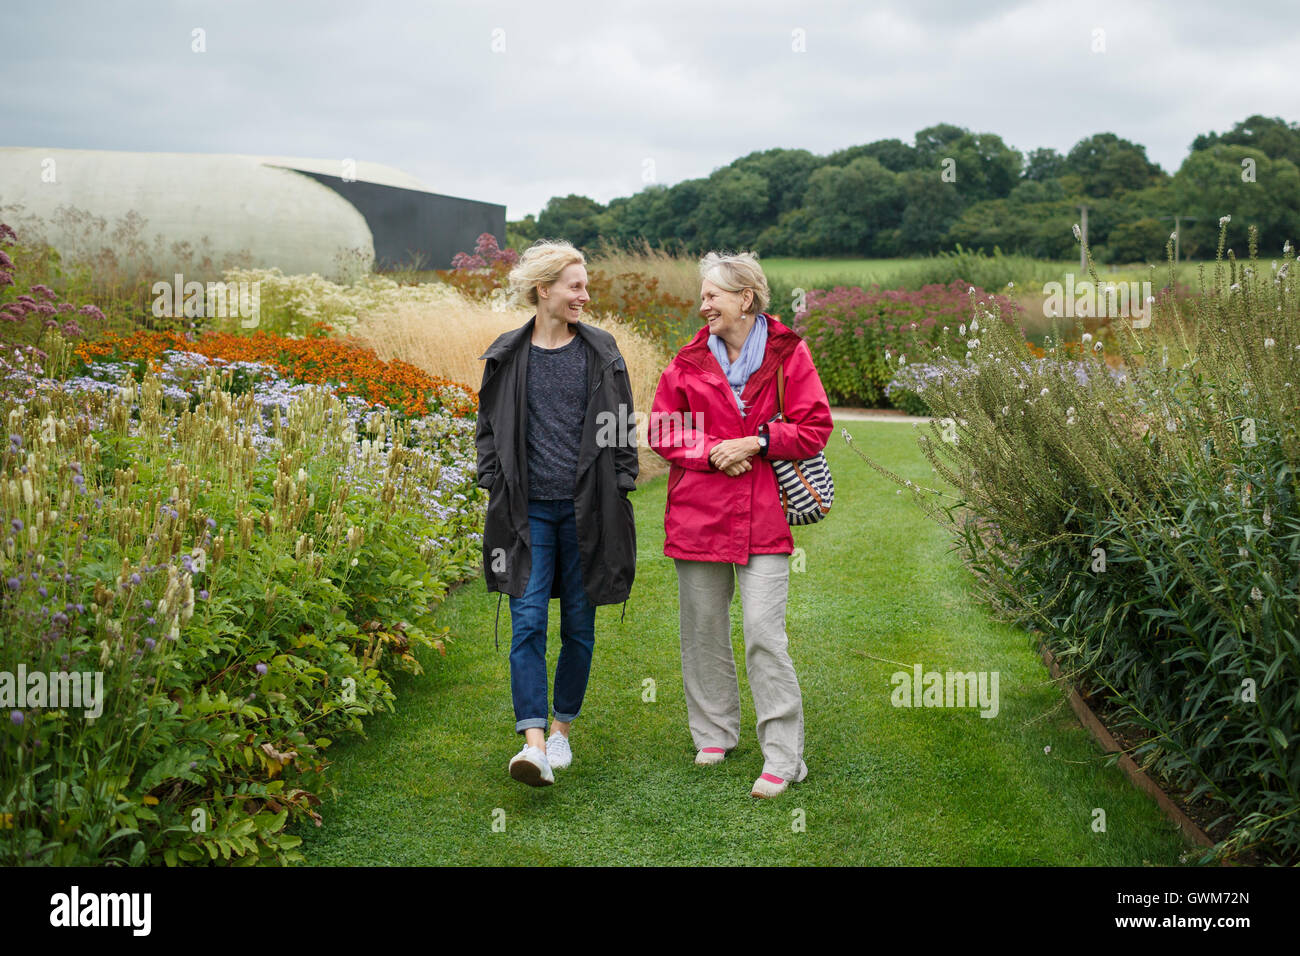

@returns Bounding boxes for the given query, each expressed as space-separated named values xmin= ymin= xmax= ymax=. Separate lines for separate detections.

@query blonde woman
xmin=476 ymin=239 xmax=638 ymax=786
xmin=649 ymin=251 xmax=832 ymax=797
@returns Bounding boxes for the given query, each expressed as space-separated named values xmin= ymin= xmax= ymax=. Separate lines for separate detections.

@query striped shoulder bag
xmin=768 ymin=364 xmax=834 ymax=525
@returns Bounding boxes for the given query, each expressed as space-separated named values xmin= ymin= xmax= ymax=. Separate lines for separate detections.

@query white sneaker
xmin=509 ymin=744 xmax=554 ymax=786
xmin=546 ymin=733 xmax=572 ymax=770
xmin=695 ymin=747 xmax=727 ymax=766
xmin=751 ymin=761 xmax=808 ymax=798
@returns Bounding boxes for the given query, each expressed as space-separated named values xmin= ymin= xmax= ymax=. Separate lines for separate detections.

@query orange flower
xmin=73 ymin=330 xmax=478 ymax=418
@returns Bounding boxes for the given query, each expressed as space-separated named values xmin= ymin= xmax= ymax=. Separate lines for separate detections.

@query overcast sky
xmin=6 ymin=0 xmax=1298 ymax=219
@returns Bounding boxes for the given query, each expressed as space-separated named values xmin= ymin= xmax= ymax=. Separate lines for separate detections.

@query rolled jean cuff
xmin=515 ymin=717 xmax=548 ymax=734
xmin=552 ymin=709 xmax=580 ymax=723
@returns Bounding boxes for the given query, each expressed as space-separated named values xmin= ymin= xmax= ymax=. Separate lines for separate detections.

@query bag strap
xmin=776 ymin=364 xmax=786 ymax=421
xmin=775 ymin=363 xmax=789 ymax=514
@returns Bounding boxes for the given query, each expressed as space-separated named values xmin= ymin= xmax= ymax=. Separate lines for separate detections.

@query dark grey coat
xmin=475 ymin=318 xmax=638 ymax=607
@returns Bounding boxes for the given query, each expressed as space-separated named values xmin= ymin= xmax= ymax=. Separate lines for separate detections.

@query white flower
xmin=1066 ymin=406 xmax=1077 ymax=425
xmin=1264 ymin=506 xmax=1272 ymax=527
xmin=959 ymin=324 xmax=967 ymax=335
xmin=1001 ymin=406 xmax=1010 ymax=416
xmin=1219 ymin=215 xmax=1231 ymax=227
xmin=970 ymin=318 xmax=979 ymax=333
xmin=1166 ymin=418 xmax=1177 ymax=432
xmin=1170 ymin=231 xmax=1178 ymax=241
xmin=965 ymin=351 xmax=972 ymax=361
xmin=968 ymin=286 xmax=975 ymax=294
xmin=1040 ymin=387 xmax=1049 ymax=396
xmin=1073 ymin=223 xmax=1082 ymax=240
xmin=1082 ymin=333 xmax=1092 ymax=343
xmin=899 ymin=355 xmax=906 ymax=365
xmin=967 ymin=339 xmax=980 ymax=350
xmin=1094 ymin=341 xmax=1103 ymax=352
xmin=1044 ymin=745 xmax=1052 ymax=754
xmin=1265 ymin=338 xmax=1276 ymax=348
xmin=1251 ymin=586 xmax=1263 ymax=602
xmin=1239 ymin=547 xmax=1248 ymax=558
xmin=1007 ymin=281 xmax=1014 ymax=289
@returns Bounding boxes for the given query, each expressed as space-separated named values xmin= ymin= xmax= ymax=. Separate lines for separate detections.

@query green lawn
xmin=294 ymin=419 xmax=1191 ymax=865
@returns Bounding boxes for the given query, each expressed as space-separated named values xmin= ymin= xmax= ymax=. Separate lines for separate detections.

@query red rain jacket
xmin=649 ymin=315 xmax=832 ymax=564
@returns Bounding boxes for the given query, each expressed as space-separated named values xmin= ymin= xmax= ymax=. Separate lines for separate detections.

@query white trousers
xmin=674 ymin=554 xmax=806 ymax=781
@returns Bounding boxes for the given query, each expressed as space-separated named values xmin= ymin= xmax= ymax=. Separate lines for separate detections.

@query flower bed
xmin=72 ymin=328 xmax=477 ymax=419
xmin=0 ymin=335 xmax=485 ymax=865
xmin=792 ymin=280 xmax=1019 ymax=409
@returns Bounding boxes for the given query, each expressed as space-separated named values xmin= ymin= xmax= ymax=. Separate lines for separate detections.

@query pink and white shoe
xmin=695 ymin=747 xmax=727 ymax=766
xmin=750 ymin=761 xmax=808 ymax=798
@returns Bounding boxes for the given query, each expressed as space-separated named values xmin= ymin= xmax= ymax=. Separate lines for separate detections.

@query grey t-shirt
xmin=526 ymin=334 xmax=588 ymax=500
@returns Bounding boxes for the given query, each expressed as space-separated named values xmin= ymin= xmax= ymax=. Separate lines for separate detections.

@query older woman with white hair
xmin=649 ymin=251 xmax=832 ymax=797
xmin=476 ymin=239 xmax=639 ymax=786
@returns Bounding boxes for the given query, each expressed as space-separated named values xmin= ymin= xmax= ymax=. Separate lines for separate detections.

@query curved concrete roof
xmin=0 ymin=147 xmax=391 ymax=280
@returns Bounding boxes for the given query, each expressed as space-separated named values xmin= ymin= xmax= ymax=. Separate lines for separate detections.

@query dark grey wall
xmin=292 ymin=169 xmax=506 ymax=271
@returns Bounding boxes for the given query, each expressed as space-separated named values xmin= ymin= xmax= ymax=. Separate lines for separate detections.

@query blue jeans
xmin=509 ymin=499 xmax=597 ymax=733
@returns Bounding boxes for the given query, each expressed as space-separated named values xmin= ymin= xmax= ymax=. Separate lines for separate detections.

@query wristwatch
xmin=757 ymin=425 xmax=769 ymax=457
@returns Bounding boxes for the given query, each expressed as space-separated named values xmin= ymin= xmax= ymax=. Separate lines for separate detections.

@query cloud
xmin=3 ymin=0 xmax=1298 ymax=220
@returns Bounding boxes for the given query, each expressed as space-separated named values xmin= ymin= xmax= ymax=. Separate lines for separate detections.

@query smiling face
xmin=538 ymin=262 xmax=589 ymax=324
xmin=700 ymin=278 xmax=754 ymax=342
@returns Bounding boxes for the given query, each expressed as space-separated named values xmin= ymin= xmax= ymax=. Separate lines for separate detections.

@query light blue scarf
xmin=709 ymin=313 xmax=767 ymax=416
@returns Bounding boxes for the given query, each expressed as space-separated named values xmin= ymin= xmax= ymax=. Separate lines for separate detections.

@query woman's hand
xmin=710 ymin=436 xmax=761 ymax=474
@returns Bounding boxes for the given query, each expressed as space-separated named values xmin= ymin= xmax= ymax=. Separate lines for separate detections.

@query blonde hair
xmin=508 ymin=239 xmax=586 ymax=307
xmin=699 ymin=251 xmax=770 ymax=315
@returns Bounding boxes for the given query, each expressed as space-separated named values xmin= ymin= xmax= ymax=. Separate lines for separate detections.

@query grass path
xmin=295 ymin=419 xmax=1189 ymax=865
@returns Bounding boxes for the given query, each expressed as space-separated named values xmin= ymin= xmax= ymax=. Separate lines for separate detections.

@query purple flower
xmin=145 ymin=637 xmax=156 ymax=650
xmin=206 ymin=517 xmax=216 ymax=529
xmin=130 ymin=572 xmax=141 ymax=585
xmin=198 ymin=589 xmax=209 ymax=600
xmin=142 ymin=599 xmax=152 ymax=609
xmin=6 ymin=577 xmax=20 ymax=591
xmin=255 ymin=662 xmax=268 ymax=676
xmin=10 ymin=518 xmax=21 ymax=532
xmin=37 ymin=586 xmax=47 ymax=598
xmin=146 ymin=616 xmax=156 ymax=626
xmin=10 ymin=710 xmax=22 ymax=725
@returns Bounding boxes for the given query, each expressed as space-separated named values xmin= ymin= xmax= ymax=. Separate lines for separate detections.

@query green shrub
xmin=849 ymin=222 xmax=1300 ymax=863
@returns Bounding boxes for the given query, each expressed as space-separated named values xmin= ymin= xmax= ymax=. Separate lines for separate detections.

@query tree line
xmin=507 ymin=115 xmax=1300 ymax=263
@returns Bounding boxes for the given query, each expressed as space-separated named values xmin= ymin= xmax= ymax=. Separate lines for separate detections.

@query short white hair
xmin=699 ymin=251 xmax=770 ymax=314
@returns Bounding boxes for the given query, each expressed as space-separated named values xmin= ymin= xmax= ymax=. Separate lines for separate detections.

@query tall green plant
xmin=847 ymin=220 xmax=1300 ymax=863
